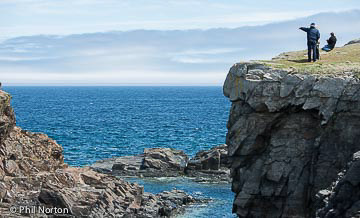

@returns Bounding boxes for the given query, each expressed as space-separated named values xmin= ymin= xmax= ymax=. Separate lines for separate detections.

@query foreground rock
xmin=317 ymin=151 xmax=360 ymax=218
xmin=92 ymin=145 xmax=230 ymax=183
xmin=223 ymin=58 xmax=360 ymax=217
xmin=0 ymin=90 xmax=197 ymax=217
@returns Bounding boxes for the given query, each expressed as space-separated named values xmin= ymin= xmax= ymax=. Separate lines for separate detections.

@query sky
xmin=1 ymin=0 xmax=360 ymax=40
xmin=0 ymin=0 xmax=360 ymax=85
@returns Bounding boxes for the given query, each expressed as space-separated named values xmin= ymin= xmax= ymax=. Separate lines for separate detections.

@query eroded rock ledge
xmin=91 ymin=144 xmax=230 ymax=183
xmin=223 ymin=62 xmax=360 ymax=217
xmin=0 ymin=91 xmax=198 ymax=217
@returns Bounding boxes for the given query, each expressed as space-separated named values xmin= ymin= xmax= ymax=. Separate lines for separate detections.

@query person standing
xmin=299 ymin=23 xmax=320 ymax=62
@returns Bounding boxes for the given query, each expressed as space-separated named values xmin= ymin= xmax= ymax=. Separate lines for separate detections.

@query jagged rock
xmin=317 ymin=151 xmax=360 ymax=218
xmin=0 ymin=90 xmax=198 ymax=217
xmin=112 ymin=155 xmax=144 ymax=176
xmin=140 ymin=190 xmax=197 ymax=217
xmin=3 ymin=159 xmax=19 ymax=176
xmin=93 ymin=148 xmax=188 ymax=177
xmin=0 ymin=92 xmax=15 ymax=145
xmin=345 ymin=38 xmax=360 ymax=46
xmin=224 ymin=62 xmax=360 ymax=217
xmin=185 ymin=144 xmax=230 ymax=183
xmin=186 ymin=144 xmax=228 ymax=171
xmin=92 ymin=145 xmax=231 ymax=182
xmin=141 ymin=148 xmax=188 ymax=177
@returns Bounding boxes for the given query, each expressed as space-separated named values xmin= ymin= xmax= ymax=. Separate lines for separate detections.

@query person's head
xmin=330 ymin=32 xmax=335 ymax=36
xmin=310 ymin=23 xmax=316 ymax=28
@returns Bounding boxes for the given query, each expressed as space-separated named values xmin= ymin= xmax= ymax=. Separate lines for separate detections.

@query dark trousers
xmin=316 ymin=44 xmax=320 ymax=60
xmin=307 ymin=41 xmax=317 ymax=62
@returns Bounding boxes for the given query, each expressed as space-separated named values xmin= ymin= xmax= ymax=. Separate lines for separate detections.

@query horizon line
xmin=2 ymin=84 xmax=223 ymax=87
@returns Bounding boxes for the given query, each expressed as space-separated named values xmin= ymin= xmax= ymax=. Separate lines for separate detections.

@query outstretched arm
xmin=299 ymin=27 xmax=309 ymax=32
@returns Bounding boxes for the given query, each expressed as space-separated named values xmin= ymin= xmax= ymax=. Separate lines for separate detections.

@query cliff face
xmin=0 ymin=92 xmax=66 ymax=178
xmin=223 ymin=62 xmax=360 ymax=217
xmin=0 ymin=90 xmax=196 ymax=217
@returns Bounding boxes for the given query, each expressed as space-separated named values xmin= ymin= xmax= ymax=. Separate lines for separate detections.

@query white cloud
xmin=171 ymin=57 xmax=226 ymax=64
xmin=174 ymin=48 xmax=244 ymax=56
xmin=0 ymin=6 xmax=359 ymax=85
xmin=170 ymin=47 xmax=243 ymax=63
xmin=1 ymin=0 xmax=359 ymax=39
xmin=0 ymin=56 xmax=56 ymax=61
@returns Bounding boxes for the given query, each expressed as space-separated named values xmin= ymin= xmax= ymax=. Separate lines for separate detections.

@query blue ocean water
xmin=127 ymin=177 xmax=235 ymax=218
xmin=4 ymin=86 xmax=234 ymax=217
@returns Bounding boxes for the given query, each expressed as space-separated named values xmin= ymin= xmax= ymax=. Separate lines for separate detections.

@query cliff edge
xmin=224 ymin=41 xmax=360 ymax=217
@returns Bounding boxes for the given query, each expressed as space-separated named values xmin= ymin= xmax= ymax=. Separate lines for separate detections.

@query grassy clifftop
xmin=261 ymin=42 xmax=360 ymax=76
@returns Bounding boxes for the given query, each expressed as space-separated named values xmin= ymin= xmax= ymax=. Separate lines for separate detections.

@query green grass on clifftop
xmin=261 ymin=43 xmax=360 ymax=77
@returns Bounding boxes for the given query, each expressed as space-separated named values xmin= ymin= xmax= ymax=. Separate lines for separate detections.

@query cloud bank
xmin=1 ymin=10 xmax=360 ymax=85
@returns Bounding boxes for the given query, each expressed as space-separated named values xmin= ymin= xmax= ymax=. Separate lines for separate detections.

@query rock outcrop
xmin=317 ymin=151 xmax=360 ymax=218
xmin=93 ymin=148 xmax=188 ymax=177
xmin=92 ymin=145 xmax=230 ymax=183
xmin=223 ymin=61 xmax=360 ymax=217
xmin=0 ymin=90 xmax=197 ymax=217
xmin=141 ymin=148 xmax=188 ymax=177
xmin=345 ymin=38 xmax=360 ymax=46
xmin=185 ymin=144 xmax=230 ymax=182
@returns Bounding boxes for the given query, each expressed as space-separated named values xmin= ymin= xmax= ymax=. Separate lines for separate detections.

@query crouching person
xmin=322 ymin=32 xmax=337 ymax=52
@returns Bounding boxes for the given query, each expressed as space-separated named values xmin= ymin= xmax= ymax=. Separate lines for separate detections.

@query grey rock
xmin=345 ymin=38 xmax=360 ymax=46
xmin=223 ymin=62 xmax=360 ymax=217
xmin=3 ymin=160 xmax=19 ymax=176
xmin=92 ymin=145 xmax=231 ymax=183
xmin=185 ymin=144 xmax=230 ymax=183
xmin=317 ymin=151 xmax=360 ymax=218
xmin=280 ymin=74 xmax=302 ymax=97
xmin=141 ymin=148 xmax=188 ymax=177
xmin=93 ymin=148 xmax=188 ymax=177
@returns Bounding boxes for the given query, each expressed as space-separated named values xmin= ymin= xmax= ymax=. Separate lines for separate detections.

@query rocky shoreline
xmin=91 ymin=144 xmax=231 ymax=183
xmin=0 ymin=90 xmax=205 ymax=217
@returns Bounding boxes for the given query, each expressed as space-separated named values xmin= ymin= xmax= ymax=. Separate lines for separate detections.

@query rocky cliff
xmin=223 ymin=42 xmax=360 ymax=217
xmin=0 ymin=90 xmax=197 ymax=217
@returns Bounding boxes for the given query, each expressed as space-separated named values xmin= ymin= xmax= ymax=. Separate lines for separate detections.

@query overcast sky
xmin=1 ymin=0 xmax=360 ymax=40
xmin=0 ymin=0 xmax=359 ymax=85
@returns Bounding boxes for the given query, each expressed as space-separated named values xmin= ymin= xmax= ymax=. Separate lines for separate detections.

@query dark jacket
xmin=300 ymin=26 xmax=320 ymax=43
xmin=327 ymin=35 xmax=337 ymax=49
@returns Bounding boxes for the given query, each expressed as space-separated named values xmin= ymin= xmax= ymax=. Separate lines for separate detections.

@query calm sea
xmin=4 ymin=86 xmax=234 ymax=217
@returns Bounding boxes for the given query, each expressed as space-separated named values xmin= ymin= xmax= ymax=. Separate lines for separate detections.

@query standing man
xmin=299 ymin=23 xmax=320 ymax=62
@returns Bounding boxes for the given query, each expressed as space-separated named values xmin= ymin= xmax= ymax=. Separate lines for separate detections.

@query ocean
xmin=4 ymin=86 xmax=234 ymax=217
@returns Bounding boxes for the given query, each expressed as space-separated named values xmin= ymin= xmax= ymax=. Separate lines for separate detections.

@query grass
xmin=259 ymin=43 xmax=360 ymax=77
